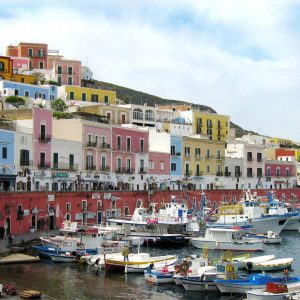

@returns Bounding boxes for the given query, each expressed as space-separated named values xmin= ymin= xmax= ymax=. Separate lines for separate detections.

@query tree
xmin=50 ymin=98 xmax=67 ymax=112
xmin=32 ymin=71 xmax=46 ymax=85
xmin=5 ymin=96 xmax=26 ymax=109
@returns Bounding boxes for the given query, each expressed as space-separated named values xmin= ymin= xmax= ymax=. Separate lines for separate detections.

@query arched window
xmin=145 ymin=110 xmax=155 ymax=121
xmin=124 ymin=206 xmax=129 ymax=216
xmin=136 ymin=200 xmax=143 ymax=208
xmin=133 ymin=108 xmax=143 ymax=120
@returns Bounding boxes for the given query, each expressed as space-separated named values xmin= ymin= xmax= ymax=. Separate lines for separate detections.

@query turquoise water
xmin=0 ymin=232 xmax=299 ymax=300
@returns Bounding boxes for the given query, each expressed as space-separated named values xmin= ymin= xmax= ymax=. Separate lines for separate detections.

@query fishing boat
xmin=251 ymin=258 xmax=294 ymax=272
xmin=190 ymin=227 xmax=265 ymax=252
xmin=211 ymin=191 xmax=291 ymax=234
xmin=215 ymin=273 xmax=300 ymax=294
xmin=144 ymin=264 xmax=175 ymax=284
xmin=50 ymin=253 xmax=77 ymax=263
xmin=108 ymin=200 xmax=197 ymax=247
xmin=239 ymin=255 xmax=276 ymax=270
xmin=245 ymin=231 xmax=282 ymax=244
xmin=104 ymin=252 xmax=177 ymax=271
xmin=246 ymin=281 xmax=300 ymax=300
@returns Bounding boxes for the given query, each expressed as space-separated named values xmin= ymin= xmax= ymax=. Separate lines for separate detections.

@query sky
xmin=1 ymin=0 xmax=300 ymax=140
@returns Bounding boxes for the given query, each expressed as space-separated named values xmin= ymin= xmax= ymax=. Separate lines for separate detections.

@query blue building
xmin=1 ymin=80 xmax=58 ymax=100
xmin=170 ymin=135 xmax=182 ymax=176
xmin=0 ymin=128 xmax=16 ymax=191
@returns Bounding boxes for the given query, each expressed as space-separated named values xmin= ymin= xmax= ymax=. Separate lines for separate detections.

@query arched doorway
xmin=5 ymin=217 xmax=11 ymax=235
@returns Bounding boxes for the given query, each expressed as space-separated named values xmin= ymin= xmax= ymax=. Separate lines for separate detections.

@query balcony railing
xmin=225 ymin=172 xmax=231 ymax=177
xmin=216 ymin=171 xmax=223 ymax=176
xmin=99 ymin=143 xmax=110 ymax=149
xmin=52 ymin=163 xmax=79 ymax=171
xmin=235 ymin=172 xmax=242 ymax=177
xmin=56 ymin=71 xmax=78 ymax=75
xmin=85 ymin=141 xmax=97 ymax=148
xmin=185 ymin=171 xmax=192 ymax=176
xmin=38 ymin=135 xmax=51 ymax=143
xmin=195 ymin=171 xmax=203 ymax=177
xmin=100 ymin=166 xmax=110 ymax=172
xmin=20 ymin=160 xmax=33 ymax=168
xmin=38 ymin=162 xmax=51 ymax=169
xmin=139 ymin=168 xmax=148 ymax=174
xmin=86 ymin=165 xmax=96 ymax=171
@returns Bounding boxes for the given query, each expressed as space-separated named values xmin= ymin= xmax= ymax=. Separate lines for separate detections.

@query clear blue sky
xmin=1 ymin=0 xmax=300 ymax=140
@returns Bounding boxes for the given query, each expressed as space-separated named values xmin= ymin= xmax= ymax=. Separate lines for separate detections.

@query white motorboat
xmin=50 ymin=253 xmax=77 ymax=263
xmin=239 ymin=255 xmax=275 ymax=270
xmin=245 ymin=231 xmax=282 ymax=244
xmin=251 ymin=258 xmax=293 ymax=272
xmin=212 ymin=191 xmax=291 ymax=234
xmin=190 ymin=227 xmax=265 ymax=252
xmin=246 ymin=282 xmax=300 ymax=300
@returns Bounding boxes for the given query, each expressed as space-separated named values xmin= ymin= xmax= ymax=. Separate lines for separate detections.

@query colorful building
xmin=170 ymin=135 xmax=183 ymax=177
xmin=0 ymin=56 xmax=35 ymax=84
xmin=62 ymin=86 xmax=116 ymax=105
xmin=192 ymin=111 xmax=230 ymax=142
xmin=7 ymin=42 xmax=48 ymax=70
xmin=182 ymin=135 xmax=225 ymax=177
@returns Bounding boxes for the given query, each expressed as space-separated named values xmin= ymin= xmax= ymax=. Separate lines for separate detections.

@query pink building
xmin=149 ymin=152 xmax=170 ymax=175
xmin=48 ymin=56 xmax=81 ymax=86
xmin=265 ymin=161 xmax=296 ymax=178
xmin=33 ymin=108 xmax=52 ymax=169
xmin=83 ymin=123 xmax=111 ymax=172
xmin=111 ymin=126 xmax=149 ymax=174
xmin=11 ymin=57 xmax=29 ymax=71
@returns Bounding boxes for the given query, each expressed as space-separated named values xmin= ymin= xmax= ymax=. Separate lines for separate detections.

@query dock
xmin=0 ymin=253 xmax=40 ymax=264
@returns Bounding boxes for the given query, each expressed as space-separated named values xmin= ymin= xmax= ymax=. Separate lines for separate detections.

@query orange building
xmin=6 ymin=42 xmax=48 ymax=70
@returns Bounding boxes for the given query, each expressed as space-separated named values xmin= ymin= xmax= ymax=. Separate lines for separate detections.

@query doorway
xmin=5 ymin=217 xmax=11 ymax=235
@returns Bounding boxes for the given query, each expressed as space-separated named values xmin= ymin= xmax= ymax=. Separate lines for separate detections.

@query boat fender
xmin=226 ymin=265 xmax=234 ymax=273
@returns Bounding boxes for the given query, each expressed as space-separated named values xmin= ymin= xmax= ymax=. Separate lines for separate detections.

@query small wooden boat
xmin=247 ymin=282 xmax=300 ymax=300
xmin=50 ymin=253 xmax=77 ymax=263
xmin=239 ymin=255 xmax=276 ymax=270
xmin=144 ymin=265 xmax=174 ymax=284
xmin=20 ymin=290 xmax=42 ymax=299
xmin=252 ymin=258 xmax=293 ymax=272
xmin=215 ymin=273 xmax=300 ymax=294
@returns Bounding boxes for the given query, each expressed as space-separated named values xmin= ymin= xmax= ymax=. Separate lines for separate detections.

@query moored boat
xmin=251 ymin=258 xmax=293 ymax=272
xmin=50 ymin=253 xmax=77 ymax=263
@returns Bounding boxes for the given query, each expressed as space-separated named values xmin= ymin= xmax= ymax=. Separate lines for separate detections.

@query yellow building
xmin=192 ymin=111 xmax=230 ymax=142
xmin=78 ymin=103 xmax=131 ymax=125
xmin=267 ymin=137 xmax=294 ymax=147
xmin=182 ymin=135 xmax=225 ymax=177
xmin=64 ymin=85 xmax=116 ymax=105
xmin=0 ymin=56 xmax=35 ymax=84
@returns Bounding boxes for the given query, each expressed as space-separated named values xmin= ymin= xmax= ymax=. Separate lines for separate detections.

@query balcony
xmin=86 ymin=165 xmax=96 ymax=171
xmin=52 ymin=163 xmax=79 ymax=171
xmin=184 ymin=153 xmax=191 ymax=158
xmin=20 ymin=160 xmax=33 ymax=168
xmin=56 ymin=71 xmax=78 ymax=75
xmin=225 ymin=172 xmax=231 ymax=177
xmin=185 ymin=171 xmax=192 ymax=176
xmin=38 ymin=162 xmax=51 ymax=169
xmin=99 ymin=143 xmax=110 ymax=149
xmin=100 ymin=166 xmax=110 ymax=172
xmin=85 ymin=141 xmax=97 ymax=148
xmin=38 ymin=135 xmax=51 ymax=143
xmin=195 ymin=171 xmax=203 ymax=177
xmin=216 ymin=171 xmax=223 ymax=176
xmin=139 ymin=168 xmax=148 ymax=174
xmin=235 ymin=172 xmax=242 ymax=177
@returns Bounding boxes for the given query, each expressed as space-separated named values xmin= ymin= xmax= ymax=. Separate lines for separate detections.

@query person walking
xmin=122 ymin=245 xmax=129 ymax=262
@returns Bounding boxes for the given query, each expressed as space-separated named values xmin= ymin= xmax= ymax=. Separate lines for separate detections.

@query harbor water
xmin=0 ymin=231 xmax=300 ymax=300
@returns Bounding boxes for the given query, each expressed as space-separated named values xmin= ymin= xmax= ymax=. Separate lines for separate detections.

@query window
xmin=196 ymin=118 xmax=202 ymax=134
xmin=24 ymin=91 xmax=29 ymax=97
xmin=267 ymin=167 xmax=271 ymax=176
xmin=145 ymin=110 xmax=155 ymax=121
xmin=38 ymin=49 xmax=44 ymax=57
xmin=126 ymin=137 xmax=131 ymax=152
xmin=276 ymin=167 xmax=280 ymax=176
xmin=207 ymin=119 xmax=212 ymax=128
xmin=185 ymin=164 xmax=190 ymax=175
xmin=107 ymin=112 xmax=111 ymax=120
xmin=195 ymin=148 xmax=200 ymax=158
xmin=286 ymin=168 xmax=290 ymax=177
xmin=149 ymin=160 xmax=154 ymax=169
xmin=133 ymin=108 xmax=143 ymax=120
xmin=86 ymin=155 xmax=93 ymax=170
xmin=67 ymin=77 xmax=73 ymax=85
xmin=14 ymin=89 xmax=19 ymax=96
xmin=126 ymin=159 xmax=131 ymax=172
xmin=247 ymin=168 xmax=253 ymax=177
xmin=196 ymin=164 xmax=200 ymax=176
xmin=117 ymin=158 xmax=122 ymax=171
xmin=57 ymin=66 xmax=62 ymax=74
xmin=68 ymin=66 xmax=73 ymax=75
xmin=247 ymin=152 xmax=252 ymax=162
xmin=20 ymin=149 xmax=29 ymax=166
xmin=206 ymin=149 xmax=210 ymax=158
xmin=40 ymin=152 xmax=46 ymax=167
xmin=66 ymin=203 xmax=71 ymax=212
xmin=40 ymin=124 xmax=46 ymax=140
xmin=171 ymin=145 xmax=175 ymax=156
xmin=69 ymin=91 xmax=74 ymax=100
xmin=57 ymin=76 xmax=61 ymax=84
xmin=117 ymin=136 xmax=121 ymax=150
xmin=184 ymin=147 xmax=190 ymax=157
xmin=28 ymin=48 xmax=33 ymax=57
xmin=217 ymin=150 xmax=221 ymax=159
xmin=101 ymin=156 xmax=106 ymax=171
xmin=69 ymin=154 xmax=74 ymax=169
xmin=29 ymin=61 xmax=33 ymax=70
xmin=171 ymin=163 xmax=176 ymax=171
xmin=2 ymin=147 xmax=7 ymax=159
xmin=82 ymin=93 xmax=86 ymax=101
xmin=53 ymin=153 xmax=58 ymax=168
xmin=160 ymin=161 xmax=164 ymax=171
xmin=257 ymin=168 xmax=262 ymax=177
xmin=91 ymin=94 xmax=98 ymax=102
xmin=140 ymin=139 xmax=144 ymax=152
xmin=257 ymin=153 xmax=262 ymax=162
xmin=0 ymin=62 xmax=4 ymax=71
xmin=39 ymin=61 xmax=44 ymax=69
xmin=217 ymin=120 xmax=221 ymax=129
xmin=140 ymin=159 xmax=144 ymax=172
xmin=104 ymin=95 xmax=109 ymax=104
xmin=207 ymin=165 xmax=210 ymax=173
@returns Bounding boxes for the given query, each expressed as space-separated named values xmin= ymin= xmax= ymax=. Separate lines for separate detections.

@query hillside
xmin=82 ymin=79 xmax=256 ymax=137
